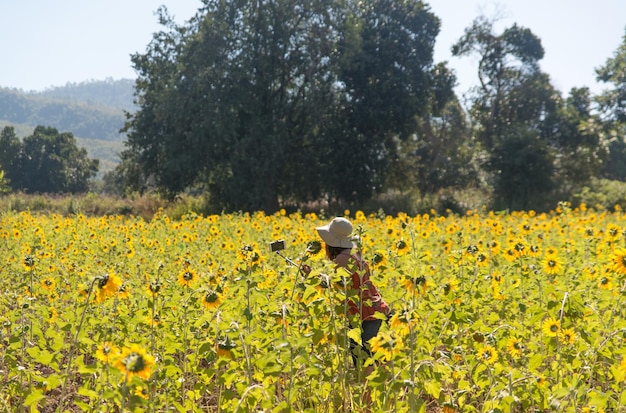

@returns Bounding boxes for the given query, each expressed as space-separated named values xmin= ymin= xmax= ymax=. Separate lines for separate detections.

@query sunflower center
xmin=550 ymin=324 xmax=558 ymax=332
xmin=548 ymin=260 xmax=556 ymax=268
xmin=124 ymin=352 xmax=146 ymax=373
xmin=98 ymin=274 xmax=110 ymax=288
xmin=372 ymin=253 xmax=384 ymax=265
xmin=183 ymin=272 xmax=193 ymax=281
xmin=205 ymin=290 xmax=218 ymax=303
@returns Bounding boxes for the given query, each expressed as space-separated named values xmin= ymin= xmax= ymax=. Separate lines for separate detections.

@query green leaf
xmin=26 ymin=347 xmax=55 ymax=365
xmin=78 ymin=387 xmax=99 ymax=399
xmin=528 ymin=353 xmax=543 ymax=372
xmin=587 ymin=390 xmax=610 ymax=408
xmin=423 ymin=380 xmax=441 ymax=399
xmin=347 ymin=328 xmax=361 ymax=346
xmin=23 ymin=389 xmax=45 ymax=408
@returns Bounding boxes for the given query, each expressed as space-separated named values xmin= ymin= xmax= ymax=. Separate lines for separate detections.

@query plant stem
xmin=56 ymin=276 xmax=99 ymax=413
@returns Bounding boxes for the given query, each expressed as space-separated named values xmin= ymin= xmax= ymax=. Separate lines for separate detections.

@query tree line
xmin=2 ymin=1 xmax=625 ymax=214
xmin=114 ymin=0 xmax=626 ymax=213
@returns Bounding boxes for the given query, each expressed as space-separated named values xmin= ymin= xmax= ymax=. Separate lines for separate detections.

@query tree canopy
xmin=0 ymin=125 xmax=99 ymax=193
xmin=121 ymin=0 xmax=459 ymax=212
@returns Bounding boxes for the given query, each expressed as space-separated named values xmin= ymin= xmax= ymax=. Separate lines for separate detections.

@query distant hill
xmin=34 ymin=78 xmax=136 ymax=113
xmin=0 ymin=79 xmax=136 ymax=174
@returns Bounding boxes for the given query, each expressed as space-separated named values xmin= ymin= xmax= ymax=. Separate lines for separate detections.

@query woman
xmin=303 ymin=217 xmax=391 ymax=367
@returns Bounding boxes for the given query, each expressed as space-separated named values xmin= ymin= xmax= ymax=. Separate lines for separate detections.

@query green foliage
xmin=595 ymin=29 xmax=626 ymax=181
xmin=574 ymin=178 xmax=626 ymax=210
xmin=121 ymin=0 xmax=454 ymax=212
xmin=451 ymin=16 xmax=613 ymax=212
xmin=596 ymin=28 xmax=626 ymax=123
xmin=0 ymin=125 xmax=99 ymax=193
xmin=487 ymin=129 xmax=555 ymax=211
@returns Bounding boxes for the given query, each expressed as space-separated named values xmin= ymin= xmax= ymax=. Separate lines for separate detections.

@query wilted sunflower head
xmin=306 ymin=240 xmax=322 ymax=255
xmin=23 ymin=255 xmax=34 ymax=268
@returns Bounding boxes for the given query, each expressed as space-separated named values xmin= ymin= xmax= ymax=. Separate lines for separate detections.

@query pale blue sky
xmin=1 ymin=0 xmax=624 ymax=97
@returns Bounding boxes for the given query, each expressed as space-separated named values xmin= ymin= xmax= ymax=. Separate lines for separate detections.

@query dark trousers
xmin=350 ymin=319 xmax=382 ymax=366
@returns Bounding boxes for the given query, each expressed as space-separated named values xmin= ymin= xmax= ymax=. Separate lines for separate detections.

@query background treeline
xmin=2 ymin=0 xmax=626 ymax=215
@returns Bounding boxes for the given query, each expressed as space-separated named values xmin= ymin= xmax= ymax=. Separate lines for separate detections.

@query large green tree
xmin=453 ymin=18 xmax=608 ymax=211
xmin=596 ymin=28 xmax=626 ymax=180
xmin=0 ymin=126 xmax=22 ymax=186
xmin=121 ymin=0 xmax=451 ymax=212
xmin=0 ymin=126 xmax=99 ymax=193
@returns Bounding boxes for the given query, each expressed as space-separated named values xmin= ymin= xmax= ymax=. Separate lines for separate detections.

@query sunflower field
xmin=1 ymin=202 xmax=626 ymax=412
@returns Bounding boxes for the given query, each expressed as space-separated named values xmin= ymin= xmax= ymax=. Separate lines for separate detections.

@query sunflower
xmin=542 ymin=317 xmax=560 ymax=337
xmin=238 ymin=244 xmax=265 ymax=266
xmin=117 ymin=283 xmax=130 ymax=299
xmin=217 ymin=336 xmax=236 ymax=359
xmin=478 ymin=345 xmax=498 ymax=365
xmin=536 ymin=374 xmax=547 ymax=388
xmin=134 ymin=386 xmax=149 ymax=399
xmin=475 ymin=252 xmax=489 ymax=267
xmin=41 ymin=277 xmax=56 ymax=292
xmin=389 ymin=309 xmax=416 ymax=336
xmin=528 ymin=245 xmax=541 ymax=257
xmin=607 ymin=223 xmax=621 ymax=240
xmin=609 ymin=248 xmax=626 ymax=276
xmin=95 ymin=341 xmax=120 ymax=365
xmin=442 ymin=405 xmax=457 ymax=413
xmin=598 ymin=275 xmax=614 ymax=290
xmin=559 ymin=328 xmax=576 ymax=345
xmin=542 ymin=256 xmax=563 ymax=275
xmin=145 ymin=313 xmax=161 ymax=327
xmin=394 ymin=239 xmax=411 ymax=256
xmin=47 ymin=291 xmax=59 ymax=303
xmin=146 ymin=281 xmax=164 ymax=297
xmin=114 ymin=344 xmax=155 ymax=382
xmin=202 ymin=289 xmax=222 ymax=309
xmin=95 ymin=273 xmax=123 ymax=303
xmin=385 ymin=226 xmax=398 ymax=238
xmin=306 ymin=240 xmax=323 ymax=256
xmin=544 ymin=246 xmax=558 ymax=256
xmin=22 ymin=255 xmax=34 ymax=270
xmin=177 ymin=269 xmax=197 ymax=288
xmin=401 ymin=275 xmax=427 ymax=295
xmin=486 ymin=240 xmax=500 ymax=255
xmin=47 ymin=307 xmax=58 ymax=324
xmin=370 ymin=250 xmax=387 ymax=270
xmin=503 ymin=248 xmax=517 ymax=263
xmin=506 ymin=337 xmax=524 ymax=358
xmin=369 ymin=331 xmax=403 ymax=362
xmin=442 ymin=277 xmax=458 ymax=295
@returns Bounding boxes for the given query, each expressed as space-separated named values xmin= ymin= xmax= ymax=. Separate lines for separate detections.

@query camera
xmin=269 ymin=240 xmax=286 ymax=252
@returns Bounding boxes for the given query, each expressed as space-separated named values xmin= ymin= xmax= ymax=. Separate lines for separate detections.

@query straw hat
xmin=316 ymin=217 xmax=355 ymax=249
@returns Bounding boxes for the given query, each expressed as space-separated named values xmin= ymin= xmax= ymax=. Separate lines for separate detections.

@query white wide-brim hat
xmin=316 ymin=217 xmax=356 ymax=249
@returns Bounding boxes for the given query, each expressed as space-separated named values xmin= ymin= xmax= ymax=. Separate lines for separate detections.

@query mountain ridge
xmin=0 ymin=79 xmax=135 ymax=174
